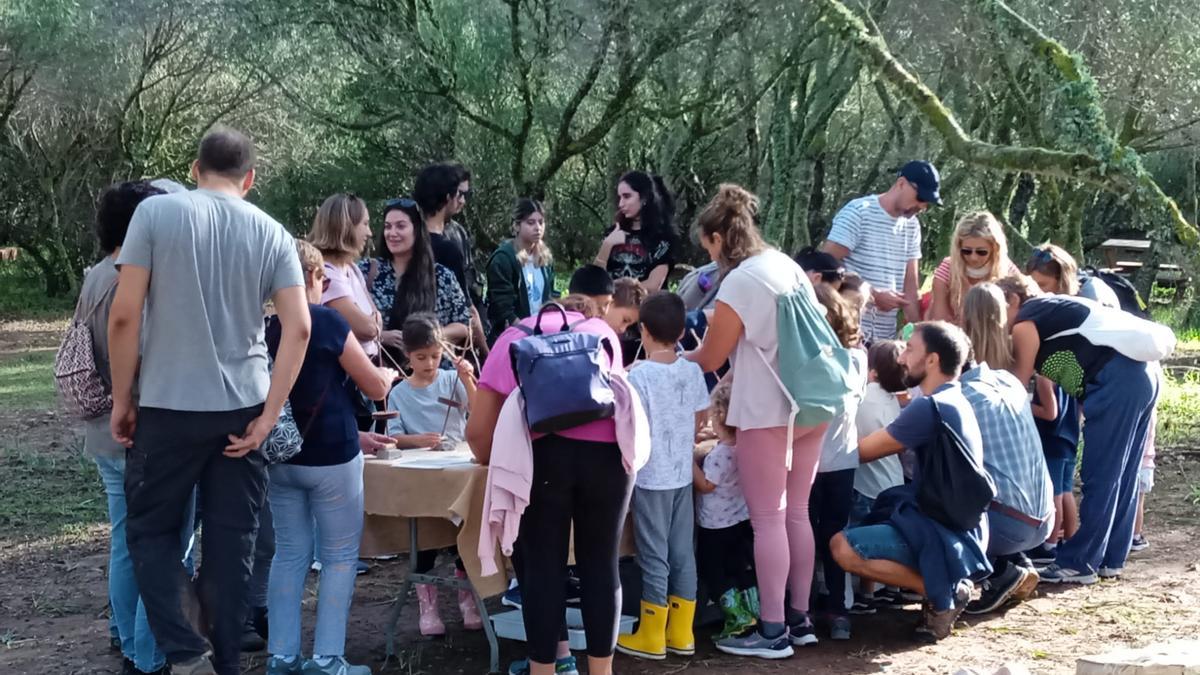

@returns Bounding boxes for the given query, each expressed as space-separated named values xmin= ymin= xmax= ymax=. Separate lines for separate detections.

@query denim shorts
xmin=1042 ymin=438 xmax=1077 ymax=495
xmin=842 ymin=523 xmax=917 ymax=569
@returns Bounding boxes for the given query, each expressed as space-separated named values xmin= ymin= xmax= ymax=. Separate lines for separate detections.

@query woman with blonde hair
xmin=486 ymin=198 xmax=555 ymax=342
xmin=928 ymin=211 xmax=1019 ymax=324
xmin=961 ymin=283 xmax=1014 ymax=371
xmin=308 ymin=193 xmax=382 ymax=358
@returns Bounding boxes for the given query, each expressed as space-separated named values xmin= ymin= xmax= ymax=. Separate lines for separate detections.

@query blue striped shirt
xmin=959 ymin=364 xmax=1054 ymax=521
xmin=827 ymin=195 xmax=921 ymax=341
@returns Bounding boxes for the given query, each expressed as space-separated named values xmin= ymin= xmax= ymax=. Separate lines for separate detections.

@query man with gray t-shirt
xmin=108 ymin=127 xmax=311 ymax=675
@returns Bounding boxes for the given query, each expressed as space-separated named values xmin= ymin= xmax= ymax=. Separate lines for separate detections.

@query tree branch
xmin=816 ymin=0 xmax=1199 ymax=246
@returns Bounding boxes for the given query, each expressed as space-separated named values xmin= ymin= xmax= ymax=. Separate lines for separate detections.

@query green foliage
xmin=1156 ymin=369 xmax=1200 ymax=448
xmin=2 ymin=0 xmax=1200 ymax=300
xmin=0 ymin=260 xmax=75 ymax=318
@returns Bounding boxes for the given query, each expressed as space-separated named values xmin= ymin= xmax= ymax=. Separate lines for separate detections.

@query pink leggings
xmin=735 ymin=424 xmax=828 ymax=623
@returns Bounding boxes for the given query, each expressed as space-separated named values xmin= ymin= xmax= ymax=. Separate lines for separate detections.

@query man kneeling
xmin=831 ymin=322 xmax=992 ymax=641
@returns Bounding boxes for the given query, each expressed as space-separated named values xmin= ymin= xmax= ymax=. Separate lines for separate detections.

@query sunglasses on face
xmin=321 ymin=276 xmax=331 ymax=293
xmin=960 ymin=247 xmax=990 ymax=258
xmin=457 ymin=189 xmax=472 ymax=201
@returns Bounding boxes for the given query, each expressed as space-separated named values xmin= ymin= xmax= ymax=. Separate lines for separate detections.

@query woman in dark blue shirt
xmin=264 ymin=240 xmax=396 ymax=675
xmin=1004 ymin=274 xmax=1159 ymax=587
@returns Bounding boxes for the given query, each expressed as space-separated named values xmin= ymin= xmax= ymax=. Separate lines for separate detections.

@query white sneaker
xmin=1097 ymin=566 xmax=1123 ymax=579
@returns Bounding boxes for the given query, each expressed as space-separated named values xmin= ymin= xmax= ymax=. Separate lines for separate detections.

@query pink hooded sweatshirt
xmin=477 ymin=371 xmax=649 ymax=576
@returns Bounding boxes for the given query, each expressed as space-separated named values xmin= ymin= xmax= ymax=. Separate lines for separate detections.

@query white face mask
xmin=965 ymin=264 xmax=991 ymax=280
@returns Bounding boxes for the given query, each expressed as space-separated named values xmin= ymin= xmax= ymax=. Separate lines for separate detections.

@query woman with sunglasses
xmin=927 ymin=211 xmax=1020 ymax=324
xmin=359 ymin=198 xmax=472 ymax=364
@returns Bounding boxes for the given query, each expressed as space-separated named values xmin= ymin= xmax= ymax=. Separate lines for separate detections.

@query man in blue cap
xmin=821 ymin=160 xmax=941 ymax=342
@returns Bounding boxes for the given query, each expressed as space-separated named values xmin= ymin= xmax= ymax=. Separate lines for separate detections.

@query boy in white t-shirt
xmin=617 ymin=292 xmax=711 ymax=661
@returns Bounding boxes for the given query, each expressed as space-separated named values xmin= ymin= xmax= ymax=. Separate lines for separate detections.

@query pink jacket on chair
xmin=477 ymin=371 xmax=649 ymax=576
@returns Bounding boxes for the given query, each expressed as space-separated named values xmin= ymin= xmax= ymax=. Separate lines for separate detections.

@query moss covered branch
xmin=815 ymin=0 xmax=1198 ymax=246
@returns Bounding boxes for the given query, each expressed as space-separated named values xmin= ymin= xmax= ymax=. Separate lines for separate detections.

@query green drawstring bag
xmin=744 ymin=269 xmax=857 ymax=469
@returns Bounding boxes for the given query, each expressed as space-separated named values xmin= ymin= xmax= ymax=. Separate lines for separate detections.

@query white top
xmin=818 ymin=349 xmax=868 ymax=473
xmin=852 ymin=382 xmax=905 ymax=499
xmin=696 ymin=442 xmax=750 ymax=529
xmin=826 ymin=195 xmax=922 ymax=342
xmin=628 ymin=359 xmax=711 ymax=490
xmin=715 ymin=249 xmax=810 ymax=430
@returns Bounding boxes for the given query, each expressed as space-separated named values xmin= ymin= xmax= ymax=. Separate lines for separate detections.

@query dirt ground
xmin=2 ymin=319 xmax=1199 ymax=675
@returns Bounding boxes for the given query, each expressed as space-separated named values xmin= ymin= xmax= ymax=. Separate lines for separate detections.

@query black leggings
xmin=809 ymin=468 xmax=856 ymax=615
xmin=696 ymin=521 xmax=755 ymax=598
xmin=515 ymin=434 xmax=633 ymax=663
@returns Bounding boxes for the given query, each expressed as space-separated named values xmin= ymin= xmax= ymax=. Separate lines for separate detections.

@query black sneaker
xmin=964 ymin=564 xmax=1023 ymax=615
xmin=1025 ymin=542 xmax=1057 ymax=566
xmin=787 ymin=617 xmax=818 ymax=647
xmin=849 ymin=593 xmax=877 ymax=615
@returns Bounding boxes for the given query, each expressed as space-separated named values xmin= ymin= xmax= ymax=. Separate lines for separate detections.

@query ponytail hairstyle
xmin=1025 ymin=243 xmax=1079 ymax=295
xmin=617 ymin=170 xmax=678 ymax=255
xmin=961 ymin=283 xmax=1013 ymax=371
xmin=696 ymin=183 xmax=768 ymax=272
xmin=308 ymin=193 xmax=369 ymax=258
xmin=814 ymin=282 xmax=862 ymax=349
xmin=511 ymin=198 xmax=552 ymax=267
xmin=947 ymin=211 xmax=1009 ymax=313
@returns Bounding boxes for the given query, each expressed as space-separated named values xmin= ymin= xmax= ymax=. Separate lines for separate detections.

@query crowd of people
xmin=71 ymin=128 xmax=1168 ymax=675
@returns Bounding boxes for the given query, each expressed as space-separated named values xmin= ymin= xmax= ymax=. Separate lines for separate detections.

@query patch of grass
xmin=0 ymin=351 xmax=58 ymax=411
xmin=1156 ymin=370 xmax=1200 ymax=448
xmin=0 ymin=447 xmax=106 ymax=538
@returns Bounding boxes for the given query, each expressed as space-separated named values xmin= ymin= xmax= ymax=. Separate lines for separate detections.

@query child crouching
xmin=694 ymin=379 xmax=757 ymax=641
xmin=617 ymin=292 xmax=711 ymax=660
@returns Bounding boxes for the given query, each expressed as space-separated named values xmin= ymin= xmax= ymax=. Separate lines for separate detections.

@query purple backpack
xmin=509 ymin=303 xmax=616 ymax=433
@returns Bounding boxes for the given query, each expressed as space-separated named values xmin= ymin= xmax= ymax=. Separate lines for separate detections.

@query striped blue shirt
xmin=959 ymin=364 xmax=1054 ymax=521
xmin=827 ymin=195 xmax=921 ymax=341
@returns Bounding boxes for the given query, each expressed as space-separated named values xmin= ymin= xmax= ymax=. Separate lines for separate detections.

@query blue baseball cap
xmin=898 ymin=160 xmax=942 ymax=206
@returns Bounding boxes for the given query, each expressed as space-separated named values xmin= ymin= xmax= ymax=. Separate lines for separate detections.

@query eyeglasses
xmin=960 ymin=248 xmax=990 ymax=258
xmin=820 ymin=268 xmax=846 ymax=283
xmin=457 ymin=188 xmax=473 ymax=201
xmin=385 ymin=197 xmax=418 ymax=210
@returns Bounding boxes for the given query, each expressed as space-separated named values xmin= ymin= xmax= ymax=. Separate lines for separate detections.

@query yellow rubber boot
xmin=616 ymin=600 xmax=668 ymax=660
xmin=665 ymin=595 xmax=697 ymax=656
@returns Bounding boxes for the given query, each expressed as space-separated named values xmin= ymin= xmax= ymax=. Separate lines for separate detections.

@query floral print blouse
xmin=359 ymin=258 xmax=472 ymax=329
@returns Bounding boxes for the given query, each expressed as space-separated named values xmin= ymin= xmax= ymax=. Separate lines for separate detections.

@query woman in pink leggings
xmin=687 ymin=184 xmax=828 ymax=660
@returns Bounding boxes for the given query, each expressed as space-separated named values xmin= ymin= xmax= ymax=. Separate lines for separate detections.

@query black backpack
xmin=916 ymin=397 xmax=997 ymax=532
xmin=1079 ymin=267 xmax=1149 ymax=318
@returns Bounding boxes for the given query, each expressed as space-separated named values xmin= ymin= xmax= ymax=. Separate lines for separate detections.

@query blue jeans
xmin=986 ymin=509 xmax=1052 ymax=558
xmin=95 ymin=456 xmax=195 ymax=673
xmin=1056 ymin=355 xmax=1159 ymax=573
xmin=267 ymin=454 xmax=364 ymax=657
xmin=848 ymin=490 xmax=875 ymax=527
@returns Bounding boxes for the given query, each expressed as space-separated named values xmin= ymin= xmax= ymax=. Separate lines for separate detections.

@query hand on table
xmin=358 ymin=431 xmax=394 ymax=454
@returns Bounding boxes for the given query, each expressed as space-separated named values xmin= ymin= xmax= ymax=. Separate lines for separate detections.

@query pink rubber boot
xmin=415 ymin=583 xmax=445 ymax=636
xmin=456 ymin=569 xmax=483 ymax=630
